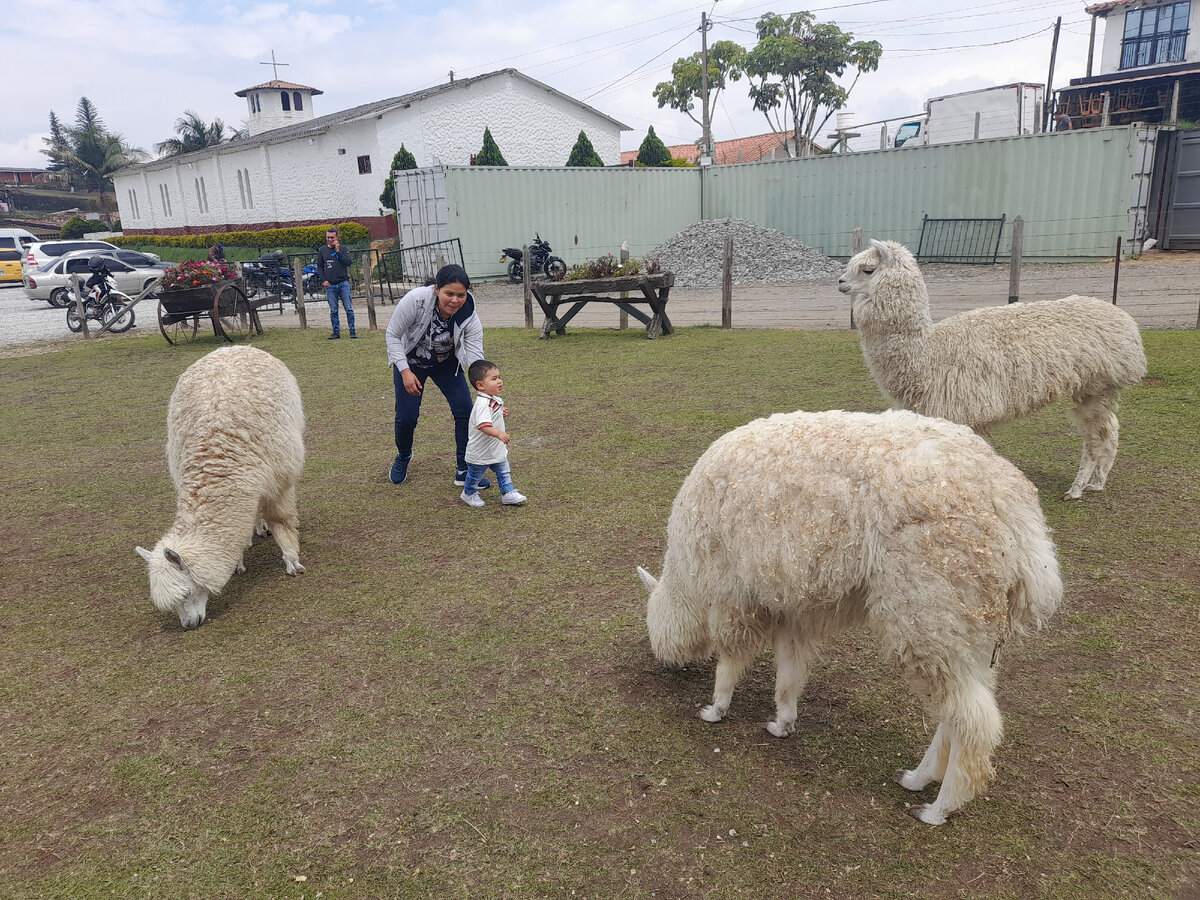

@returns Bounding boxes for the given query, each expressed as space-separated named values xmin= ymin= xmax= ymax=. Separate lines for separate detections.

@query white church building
xmin=113 ymin=69 xmax=629 ymax=240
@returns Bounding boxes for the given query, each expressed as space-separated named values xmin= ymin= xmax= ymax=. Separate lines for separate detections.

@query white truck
xmin=894 ymin=83 xmax=1044 ymax=147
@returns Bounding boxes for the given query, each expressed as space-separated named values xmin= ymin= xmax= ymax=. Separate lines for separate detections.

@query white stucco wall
xmin=415 ymin=73 xmax=622 ymax=166
xmin=244 ymin=89 xmax=317 ymax=137
xmin=113 ymin=71 xmax=626 ymax=233
xmin=1097 ymin=2 xmax=1200 ymax=74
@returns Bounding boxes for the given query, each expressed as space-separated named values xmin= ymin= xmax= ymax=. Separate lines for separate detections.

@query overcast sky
xmin=1 ymin=0 xmax=1098 ymax=167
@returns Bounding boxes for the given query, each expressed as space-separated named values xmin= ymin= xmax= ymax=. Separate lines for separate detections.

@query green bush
xmin=109 ymin=222 xmax=371 ymax=251
xmin=60 ymin=216 xmax=103 ymax=239
xmin=636 ymin=126 xmax=672 ymax=167
xmin=475 ymin=127 xmax=508 ymax=166
xmin=566 ymin=131 xmax=603 ymax=167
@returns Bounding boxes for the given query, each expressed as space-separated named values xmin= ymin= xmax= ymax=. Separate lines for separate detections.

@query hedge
xmin=109 ymin=223 xmax=371 ymax=250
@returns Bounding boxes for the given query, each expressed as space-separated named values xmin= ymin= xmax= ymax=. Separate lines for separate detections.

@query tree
xmin=742 ymin=12 xmax=881 ymax=158
xmin=44 ymin=112 xmax=71 ymax=173
xmin=565 ymin=131 xmax=603 ymax=167
xmin=475 ymin=127 xmax=508 ymax=166
xmin=154 ymin=110 xmax=231 ymax=157
xmin=653 ymin=41 xmax=746 ymax=134
xmin=636 ymin=126 xmax=672 ymax=167
xmin=379 ymin=144 xmax=419 ymax=210
xmin=41 ymin=97 xmax=146 ymax=216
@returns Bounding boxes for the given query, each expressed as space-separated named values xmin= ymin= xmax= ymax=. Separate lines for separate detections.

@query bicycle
xmin=66 ymin=257 xmax=137 ymax=334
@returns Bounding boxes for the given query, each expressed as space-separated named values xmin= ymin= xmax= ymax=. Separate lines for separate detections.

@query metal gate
xmin=1161 ymin=130 xmax=1200 ymax=249
xmin=916 ymin=214 xmax=1007 ymax=264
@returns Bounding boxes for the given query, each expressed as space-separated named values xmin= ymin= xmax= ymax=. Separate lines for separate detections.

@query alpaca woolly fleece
xmin=638 ymin=408 xmax=1062 ymax=824
xmin=838 ymin=239 xmax=1146 ymax=499
xmin=136 ymin=346 xmax=306 ymax=629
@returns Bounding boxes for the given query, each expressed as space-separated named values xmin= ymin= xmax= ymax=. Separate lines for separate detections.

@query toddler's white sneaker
xmin=460 ymin=490 xmax=485 ymax=508
xmin=501 ymin=490 xmax=527 ymax=505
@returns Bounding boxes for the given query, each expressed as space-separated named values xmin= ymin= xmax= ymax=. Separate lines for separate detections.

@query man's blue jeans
xmin=393 ymin=359 xmax=471 ymax=471
xmin=464 ymin=459 xmax=515 ymax=496
xmin=326 ymin=280 xmax=354 ymax=336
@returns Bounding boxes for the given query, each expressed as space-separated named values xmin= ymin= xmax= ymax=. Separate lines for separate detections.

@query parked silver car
xmin=25 ymin=250 xmax=168 ymax=307
xmin=21 ymin=238 xmax=120 ymax=283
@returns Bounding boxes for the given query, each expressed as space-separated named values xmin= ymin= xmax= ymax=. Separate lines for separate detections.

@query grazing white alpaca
xmin=837 ymin=239 xmax=1146 ymax=500
xmin=136 ymin=346 xmax=306 ymax=629
xmin=638 ymin=409 xmax=1062 ymax=825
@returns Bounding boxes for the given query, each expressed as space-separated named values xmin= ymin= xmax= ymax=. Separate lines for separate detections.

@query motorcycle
xmin=500 ymin=233 xmax=566 ymax=283
xmin=65 ymin=268 xmax=136 ymax=334
xmin=241 ymin=251 xmax=296 ymax=301
xmin=302 ymin=263 xmax=323 ymax=300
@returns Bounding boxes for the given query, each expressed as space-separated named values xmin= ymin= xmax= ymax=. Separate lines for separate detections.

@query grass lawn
xmin=0 ymin=325 xmax=1196 ymax=899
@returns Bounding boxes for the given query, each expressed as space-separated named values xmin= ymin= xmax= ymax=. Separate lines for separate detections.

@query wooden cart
xmin=156 ymin=279 xmax=261 ymax=345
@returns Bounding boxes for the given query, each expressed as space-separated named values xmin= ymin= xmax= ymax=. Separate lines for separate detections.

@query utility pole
xmin=700 ymin=11 xmax=714 ymax=164
xmin=1045 ymin=17 xmax=1062 ymax=131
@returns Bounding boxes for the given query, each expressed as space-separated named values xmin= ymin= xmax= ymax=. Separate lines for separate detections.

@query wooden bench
xmin=530 ymin=272 xmax=675 ymax=339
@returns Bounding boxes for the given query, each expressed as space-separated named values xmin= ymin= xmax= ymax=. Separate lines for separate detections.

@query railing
xmin=379 ymin=238 xmax=465 ymax=291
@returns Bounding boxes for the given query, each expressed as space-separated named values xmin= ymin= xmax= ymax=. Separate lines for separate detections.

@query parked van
xmin=0 ymin=228 xmax=39 ymax=254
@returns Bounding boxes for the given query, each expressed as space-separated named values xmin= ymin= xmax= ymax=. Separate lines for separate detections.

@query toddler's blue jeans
xmin=464 ymin=460 xmax=515 ymax=495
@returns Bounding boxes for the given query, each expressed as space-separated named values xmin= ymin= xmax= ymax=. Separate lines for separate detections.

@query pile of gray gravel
xmin=646 ymin=217 xmax=843 ymax=288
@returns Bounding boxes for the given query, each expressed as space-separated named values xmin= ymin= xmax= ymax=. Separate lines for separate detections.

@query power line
xmin=581 ymin=30 xmax=696 ymax=102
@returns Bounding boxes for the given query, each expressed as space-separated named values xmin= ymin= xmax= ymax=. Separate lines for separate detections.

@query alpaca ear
xmin=164 ymin=547 xmax=187 ymax=571
xmin=636 ymin=566 xmax=659 ymax=591
xmin=869 ymin=239 xmax=891 ymax=263
xmin=135 ymin=546 xmax=153 ymax=563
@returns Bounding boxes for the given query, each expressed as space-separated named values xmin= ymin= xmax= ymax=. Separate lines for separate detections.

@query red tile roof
xmin=620 ymin=131 xmax=818 ymax=165
xmin=1084 ymin=0 xmax=1135 ymax=14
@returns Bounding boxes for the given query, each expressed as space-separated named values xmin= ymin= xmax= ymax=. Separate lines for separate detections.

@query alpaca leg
xmin=766 ymin=630 xmax=811 ymax=738
xmin=261 ymin=485 xmax=304 ymax=575
xmin=699 ymin=647 xmax=755 ymax=723
xmin=909 ymin=678 xmax=1002 ymax=826
xmin=1065 ymin=395 xmax=1118 ymax=500
xmin=893 ymin=723 xmax=950 ymax=791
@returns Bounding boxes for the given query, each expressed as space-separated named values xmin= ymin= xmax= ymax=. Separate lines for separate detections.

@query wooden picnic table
xmin=530 ymin=272 xmax=675 ymax=339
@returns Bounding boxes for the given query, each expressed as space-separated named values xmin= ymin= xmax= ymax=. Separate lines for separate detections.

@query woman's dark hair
xmin=433 ymin=264 xmax=470 ymax=291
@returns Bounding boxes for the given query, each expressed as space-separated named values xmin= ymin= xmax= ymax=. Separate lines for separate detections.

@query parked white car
xmin=21 ymin=238 xmax=120 ymax=282
xmin=25 ymin=250 xmax=167 ymax=308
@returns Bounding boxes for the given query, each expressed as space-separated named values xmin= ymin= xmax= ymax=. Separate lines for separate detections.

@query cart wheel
xmin=215 ymin=284 xmax=251 ymax=342
xmin=157 ymin=299 xmax=199 ymax=345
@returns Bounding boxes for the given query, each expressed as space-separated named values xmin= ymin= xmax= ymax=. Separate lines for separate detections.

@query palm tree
xmin=41 ymin=98 xmax=146 ymax=218
xmin=154 ymin=110 xmax=232 ymax=157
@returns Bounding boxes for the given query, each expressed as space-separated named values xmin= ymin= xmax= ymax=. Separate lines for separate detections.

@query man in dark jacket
xmin=317 ymin=227 xmax=356 ymax=339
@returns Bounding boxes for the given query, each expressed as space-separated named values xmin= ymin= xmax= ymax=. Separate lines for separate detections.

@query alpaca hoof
xmin=907 ymin=803 xmax=947 ymax=826
xmin=236 ymin=560 xmax=247 ymax=575
xmin=1062 ymin=487 xmax=1084 ymax=501
xmin=893 ymin=768 xmax=928 ymax=792
xmin=286 ymin=560 xmax=305 ymax=576
xmin=256 ymin=519 xmax=271 ymax=537
xmin=698 ymin=705 xmax=725 ymax=723
xmin=764 ymin=719 xmax=795 ymax=738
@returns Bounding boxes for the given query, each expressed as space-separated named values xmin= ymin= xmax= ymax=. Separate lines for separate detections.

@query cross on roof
xmin=259 ymin=50 xmax=290 ymax=81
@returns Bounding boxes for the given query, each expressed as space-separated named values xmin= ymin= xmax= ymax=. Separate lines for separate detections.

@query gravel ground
xmin=3 ymin=251 xmax=1197 ymax=354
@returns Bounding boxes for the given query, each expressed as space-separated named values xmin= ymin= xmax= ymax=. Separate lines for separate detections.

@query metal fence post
xmin=1008 ymin=216 xmax=1024 ymax=304
xmin=1112 ymin=235 xmax=1122 ymax=305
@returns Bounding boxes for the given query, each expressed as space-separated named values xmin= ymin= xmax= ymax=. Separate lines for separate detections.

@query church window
xmin=293 ymin=92 xmax=303 ymax=111
xmin=281 ymin=91 xmax=291 ymax=111
xmin=358 ymin=155 xmax=372 ymax=174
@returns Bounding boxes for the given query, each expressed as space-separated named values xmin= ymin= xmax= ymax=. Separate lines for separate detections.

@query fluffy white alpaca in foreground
xmin=136 ymin=346 xmax=306 ymax=629
xmin=837 ymin=239 xmax=1146 ymax=500
xmin=638 ymin=409 xmax=1062 ymax=825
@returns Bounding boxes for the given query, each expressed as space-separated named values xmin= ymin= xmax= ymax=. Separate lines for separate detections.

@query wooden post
xmin=850 ymin=227 xmax=863 ymax=328
xmin=1008 ymin=216 xmax=1024 ymax=303
xmin=1171 ymin=80 xmax=1181 ymax=124
xmin=71 ymin=274 xmax=89 ymax=339
xmin=291 ymin=258 xmax=307 ymax=329
xmin=364 ymin=249 xmax=378 ymax=331
xmin=1101 ymin=92 xmax=1111 ymax=126
xmin=974 ymin=111 xmax=981 ymax=140
xmin=522 ymin=244 xmax=533 ymax=329
xmin=721 ymin=235 xmax=733 ymax=329
xmin=619 ymin=242 xmax=629 ymax=330
xmin=880 ymin=124 xmax=887 ymax=150
xmin=1112 ymin=236 xmax=1122 ymax=305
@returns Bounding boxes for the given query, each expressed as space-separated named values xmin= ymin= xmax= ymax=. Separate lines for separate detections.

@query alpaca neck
xmin=857 ymin=275 xmax=935 ymax=409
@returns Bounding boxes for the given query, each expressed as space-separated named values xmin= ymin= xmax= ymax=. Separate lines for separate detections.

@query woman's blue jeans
xmin=393 ymin=359 xmax=471 ymax=470
xmin=464 ymin=459 xmax=515 ymax=496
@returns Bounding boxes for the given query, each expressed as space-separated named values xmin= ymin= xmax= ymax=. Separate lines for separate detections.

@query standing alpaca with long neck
xmin=838 ymin=239 xmax=1146 ymax=499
